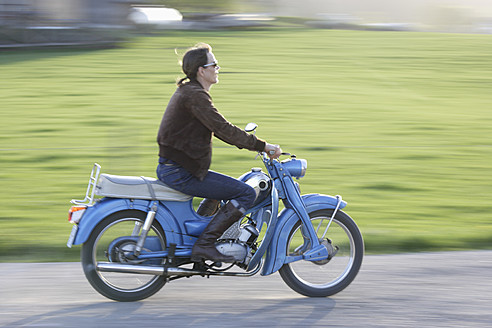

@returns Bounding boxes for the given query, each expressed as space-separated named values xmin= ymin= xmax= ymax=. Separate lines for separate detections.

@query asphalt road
xmin=1 ymin=251 xmax=491 ymax=328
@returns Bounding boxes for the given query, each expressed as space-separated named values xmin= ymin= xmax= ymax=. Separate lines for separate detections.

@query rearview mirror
xmin=245 ymin=123 xmax=258 ymax=133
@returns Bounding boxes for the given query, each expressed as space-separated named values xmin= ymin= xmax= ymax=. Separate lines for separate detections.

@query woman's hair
xmin=177 ymin=43 xmax=212 ymax=86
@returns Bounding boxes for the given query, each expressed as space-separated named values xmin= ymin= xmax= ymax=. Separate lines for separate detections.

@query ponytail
xmin=177 ymin=76 xmax=189 ymax=86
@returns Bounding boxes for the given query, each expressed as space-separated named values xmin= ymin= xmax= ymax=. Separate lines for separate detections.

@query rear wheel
xmin=81 ymin=210 xmax=167 ymax=301
xmin=279 ymin=209 xmax=364 ymax=297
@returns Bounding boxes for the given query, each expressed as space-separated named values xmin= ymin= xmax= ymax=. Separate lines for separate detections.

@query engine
xmin=215 ymin=223 xmax=259 ymax=264
xmin=216 ymin=169 xmax=269 ymax=265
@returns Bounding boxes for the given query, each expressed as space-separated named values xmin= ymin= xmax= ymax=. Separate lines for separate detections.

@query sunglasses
xmin=203 ymin=61 xmax=219 ymax=69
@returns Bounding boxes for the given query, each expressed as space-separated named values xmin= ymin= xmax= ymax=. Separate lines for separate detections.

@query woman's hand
xmin=264 ymin=143 xmax=282 ymax=159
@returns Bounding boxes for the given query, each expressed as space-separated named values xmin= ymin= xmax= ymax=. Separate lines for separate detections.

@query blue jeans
xmin=156 ymin=158 xmax=256 ymax=212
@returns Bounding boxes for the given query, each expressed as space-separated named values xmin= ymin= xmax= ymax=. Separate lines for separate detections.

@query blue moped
xmin=67 ymin=123 xmax=364 ymax=302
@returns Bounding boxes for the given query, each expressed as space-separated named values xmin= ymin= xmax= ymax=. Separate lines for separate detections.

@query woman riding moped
xmin=156 ymin=43 xmax=282 ymax=263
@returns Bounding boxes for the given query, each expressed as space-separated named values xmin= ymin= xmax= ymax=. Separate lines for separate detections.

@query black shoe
xmin=190 ymin=245 xmax=235 ymax=263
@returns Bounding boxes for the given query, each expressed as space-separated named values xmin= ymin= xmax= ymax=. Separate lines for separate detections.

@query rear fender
xmin=261 ymin=194 xmax=347 ymax=276
xmin=72 ymin=198 xmax=183 ymax=246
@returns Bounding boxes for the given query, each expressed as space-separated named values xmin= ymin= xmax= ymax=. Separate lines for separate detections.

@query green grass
xmin=1 ymin=29 xmax=492 ymax=262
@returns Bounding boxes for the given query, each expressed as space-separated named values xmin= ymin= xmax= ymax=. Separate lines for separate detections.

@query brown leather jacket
xmin=157 ymin=81 xmax=266 ymax=180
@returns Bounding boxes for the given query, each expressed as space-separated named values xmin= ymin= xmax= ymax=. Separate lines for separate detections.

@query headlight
xmin=281 ymin=158 xmax=308 ymax=179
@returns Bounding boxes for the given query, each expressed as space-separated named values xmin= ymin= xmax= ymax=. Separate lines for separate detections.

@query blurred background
xmin=1 ymin=0 xmax=492 ymax=44
xmin=1 ymin=0 xmax=491 ymax=262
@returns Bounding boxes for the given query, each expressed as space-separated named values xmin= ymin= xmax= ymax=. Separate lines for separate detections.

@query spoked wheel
xmin=279 ymin=209 xmax=364 ymax=297
xmin=81 ymin=210 xmax=167 ymax=302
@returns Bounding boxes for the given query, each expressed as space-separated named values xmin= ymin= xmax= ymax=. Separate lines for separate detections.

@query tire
xmin=279 ymin=209 xmax=364 ymax=297
xmin=81 ymin=210 xmax=167 ymax=302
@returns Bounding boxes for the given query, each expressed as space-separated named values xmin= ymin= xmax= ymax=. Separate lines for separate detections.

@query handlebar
xmin=260 ymin=151 xmax=292 ymax=162
xmin=268 ymin=151 xmax=291 ymax=156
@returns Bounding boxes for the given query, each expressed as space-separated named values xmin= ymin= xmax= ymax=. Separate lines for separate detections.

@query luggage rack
xmin=71 ymin=163 xmax=101 ymax=206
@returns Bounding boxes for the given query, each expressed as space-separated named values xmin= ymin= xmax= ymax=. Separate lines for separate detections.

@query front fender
xmin=72 ymin=198 xmax=182 ymax=246
xmin=261 ymin=193 xmax=347 ymax=276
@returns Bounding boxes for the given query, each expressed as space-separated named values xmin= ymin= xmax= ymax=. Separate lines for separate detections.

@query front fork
xmin=282 ymin=174 xmax=343 ymax=261
xmin=296 ymin=195 xmax=343 ymax=254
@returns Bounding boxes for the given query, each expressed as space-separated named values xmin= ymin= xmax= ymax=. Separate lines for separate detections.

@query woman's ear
xmin=197 ymin=66 xmax=204 ymax=78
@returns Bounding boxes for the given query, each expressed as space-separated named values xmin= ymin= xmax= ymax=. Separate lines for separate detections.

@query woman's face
xmin=201 ymin=52 xmax=220 ymax=85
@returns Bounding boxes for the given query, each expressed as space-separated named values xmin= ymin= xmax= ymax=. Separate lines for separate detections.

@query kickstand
xmin=167 ymin=243 xmax=176 ymax=265
xmin=164 ymin=243 xmax=177 ymax=281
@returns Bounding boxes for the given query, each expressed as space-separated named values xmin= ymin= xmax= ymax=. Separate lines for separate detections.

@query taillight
xmin=68 ymin=206 xmax=87 ymax=224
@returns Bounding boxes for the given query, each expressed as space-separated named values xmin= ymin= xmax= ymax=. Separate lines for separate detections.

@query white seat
xmin=95 ymin=174 xmax=192 ymax=202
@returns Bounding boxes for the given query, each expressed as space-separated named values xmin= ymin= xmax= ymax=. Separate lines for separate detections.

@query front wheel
xmin=81 ymin=210 xmax=167 ymax=302
xmin=279 ymin=209 xmax=364 ymax=297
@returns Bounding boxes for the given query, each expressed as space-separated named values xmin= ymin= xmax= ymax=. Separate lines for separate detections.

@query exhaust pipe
xmin=96 ymin=261 xmax=262 ymax=277
xmin=96 ymin=262 xmax=203 ymax=276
